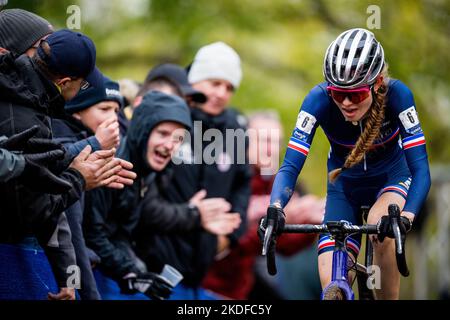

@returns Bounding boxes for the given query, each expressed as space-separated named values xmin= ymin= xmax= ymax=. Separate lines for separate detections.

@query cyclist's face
xmin=192 ymin=79 xmax=234 ymax=116
xmin=332 ymin=89 xmax=373 ymax=122
xmin=331 ymin=77 xmax=383 ymax=122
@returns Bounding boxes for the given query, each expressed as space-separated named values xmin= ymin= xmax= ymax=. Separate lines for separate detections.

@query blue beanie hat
xmin=65 ymin=76 xmax=124 ymax=114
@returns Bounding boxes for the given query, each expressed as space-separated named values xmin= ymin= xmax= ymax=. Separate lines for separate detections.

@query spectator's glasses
xmin=327 ymin=85 xmax=372 ymax=104
xmin=80 ymin=79 xmax=90 ymax=90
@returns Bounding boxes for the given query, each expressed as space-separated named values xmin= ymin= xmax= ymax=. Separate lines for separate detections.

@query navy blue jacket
xmin=52 ymin=115 xmax=102 ymax=300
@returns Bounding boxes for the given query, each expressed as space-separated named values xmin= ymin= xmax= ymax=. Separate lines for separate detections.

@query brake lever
xmin=388 ymin=204 xmax=410 ymax=277
xmin=391 ymin=218 xmax=403 ymax=255
xmin=262 ymin=220 xmax=274 ymax=256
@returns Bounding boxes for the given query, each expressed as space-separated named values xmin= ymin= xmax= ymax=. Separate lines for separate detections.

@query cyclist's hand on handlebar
xmin=258 ymin=204 xmax=286 ymax=276
xmin=376 ymin=215 xmax=412 ymax=242
xmin=257 ymin=205 xmax=286 ymax=242
xmin=271 ymin=205 xmax=286 ymax=236
xmin=399 ymin=215 xmax=412 ymax=233
xmin=401 ymin=211 xmax=415 ymax=229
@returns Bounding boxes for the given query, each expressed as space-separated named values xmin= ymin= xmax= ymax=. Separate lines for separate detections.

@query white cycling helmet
xmin=323 ymin=28 xmax=385 ymax=89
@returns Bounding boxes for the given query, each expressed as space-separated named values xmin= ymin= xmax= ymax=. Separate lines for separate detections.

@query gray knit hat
xmin=0 ymin=9 xmax=53 ymax=56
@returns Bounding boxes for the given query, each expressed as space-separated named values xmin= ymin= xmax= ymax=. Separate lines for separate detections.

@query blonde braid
xmin=329 ymin=72 xmax=389 ymax=183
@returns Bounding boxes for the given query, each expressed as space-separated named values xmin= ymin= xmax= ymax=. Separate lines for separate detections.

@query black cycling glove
xmin=377 ymin=215 xmax=412 ymax=242
xmin=257 ymin=204 xmax=286 ymax=242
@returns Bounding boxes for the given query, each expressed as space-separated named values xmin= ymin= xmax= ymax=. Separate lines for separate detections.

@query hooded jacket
xmin=134 ymin=106 xmax=252 ymax=287
xmin=0 ymin=53 xmax=85 ymax=288
xmin=83 ymin=91 xmax=191 ymax=281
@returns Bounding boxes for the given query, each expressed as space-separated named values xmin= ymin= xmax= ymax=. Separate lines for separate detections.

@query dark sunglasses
xmin=327 ymin=85 xmax=372 ymax=104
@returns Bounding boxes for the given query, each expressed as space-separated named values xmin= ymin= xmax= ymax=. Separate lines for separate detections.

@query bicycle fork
xmin=321 ymin=237 xmax=355 ymax=300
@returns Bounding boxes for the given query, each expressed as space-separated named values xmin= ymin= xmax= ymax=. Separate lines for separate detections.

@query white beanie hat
xmin=188 ymin=41 xmax=242 ymax=89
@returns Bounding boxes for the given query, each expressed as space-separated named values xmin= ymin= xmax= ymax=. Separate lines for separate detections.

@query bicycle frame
xmin=321 ymin=235 xmax=354 ymax=300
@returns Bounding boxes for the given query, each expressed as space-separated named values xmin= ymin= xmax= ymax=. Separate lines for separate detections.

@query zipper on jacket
xmin=359 ymin=120 xmax=367 ymax=171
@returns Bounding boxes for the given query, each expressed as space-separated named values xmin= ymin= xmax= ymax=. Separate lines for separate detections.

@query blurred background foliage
xmin=4 ymin=0 xmax=450 ymax=300
xmin=6 ymin=0 xmax=449 ymax=196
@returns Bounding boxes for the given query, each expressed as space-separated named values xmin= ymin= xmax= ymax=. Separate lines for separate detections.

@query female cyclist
xmin=261 ymin=28 xmax=431 ymax=299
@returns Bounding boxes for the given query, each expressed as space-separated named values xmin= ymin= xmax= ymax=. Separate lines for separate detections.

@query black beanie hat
xmin=0 ymin=8 xmax=53 ymax=56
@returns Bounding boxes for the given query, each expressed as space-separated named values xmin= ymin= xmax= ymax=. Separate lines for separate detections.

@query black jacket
xmin=134 ymin=107 xmax=251 ymax=286
xmin=136 ymin=168 xmax=202 ymax=234
xmin=133 ymin=166 xmax=215 ymax=287
xmin=0 ymin=53 xmax=84 ymax=288
xmin=83 ymin=150 xmax=152 ymax=280
xmin=83 ymin=91 xmax=192 ymax=281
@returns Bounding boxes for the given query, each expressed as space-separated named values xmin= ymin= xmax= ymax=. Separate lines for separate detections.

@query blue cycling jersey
xmin=271 ymin=79 xmax=431 ymax=216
